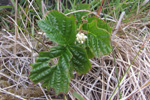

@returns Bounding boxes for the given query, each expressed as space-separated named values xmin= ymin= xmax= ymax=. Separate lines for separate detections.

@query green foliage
xmin=69 ymin=45 xmax=91 ymax=75
xmin=82 ymin=17 xmax=112 ymax=57
xmin=74 ymin=4 xmax=90 ymax=24
xmin=29 ymin=4 xmax=112 ymax=95
xmin=87 ymin=20 xmax=111 ymax=57
xmin=29 ymin=45 xmax=72 ymax=94
xmin=37 ymin=11 xmax=76 ymax=45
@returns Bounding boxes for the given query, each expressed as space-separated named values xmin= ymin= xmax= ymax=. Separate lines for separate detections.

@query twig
xmin=19 ymin=5 xmax=38 ymax=33
xmin=26 ymin=0 xmax=41 ymax=20
xmin=86 ymin=74 xmax=99 ymax=96
xmin=0 ymin=87 xmax=26 ymax=100
xmin=7 ymin=15 xmax=33 ymax=51
xmin=112 ymin=11 xmax=125 ymax=37
xmin=57 ymin=0 xmax=59 ymax=11
xmin=124 ymin=6 xmax=150 ymax=26
xmin=142 ymin=0 xmax=149 ymax=6
xmin=38 ymin=83 xmax=51 ymax=100
xmin=0 ymin=72 xmax=18 ymax=83
xmin=101 ymin=57 xmax=106 ymax=100
xmin=41 ymin=0 xmax=47 ymax=18
xmin=66 ymin=10 xmax=116 ymax=22
xmin=106 ymin=67 xmax=115 ymax=97
xmin=14 ymin=0 xmax=18 ymax=55
xmin=2 ymin=60 xmax=28 ymax=79
xmin=70 ymin=81 xmax=90 ymax=100
xmin=9 ymin=0 xmax=15 ymax=10
xmin=120 ymin=80 xmax=150 ymax=100
xmin=0 ymin=57 xmax=35 ymax=59
xmin=90 ymin=59 xmax=117 ymax=83
xmin=109 ymin=36 xmax=150 ymax=100
xmin=7 ymin=15 xmax=48 ymax=50
xmin=3 ymin=35 xmax=32 ymax=52
xmin=29 ymin=0 xmax=34 ymax=8
xmin=65 ymin=10 xmax=100 ymax=18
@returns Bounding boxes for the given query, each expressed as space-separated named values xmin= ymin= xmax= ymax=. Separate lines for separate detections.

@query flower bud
xmin=76 ymin=32 xmax=87 ymax=44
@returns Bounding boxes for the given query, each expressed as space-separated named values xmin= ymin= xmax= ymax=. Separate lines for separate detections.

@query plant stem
xmin=111 ymin=43 xmax=122 ymax=99
xmin=97 ymin=0 xmax=105 ymax=15
xmin=57 ymin=0 xmax=59 ymax=11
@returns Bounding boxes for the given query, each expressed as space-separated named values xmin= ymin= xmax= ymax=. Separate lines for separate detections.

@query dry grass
xmin=0 ymin=1 xmax=150 ymax=100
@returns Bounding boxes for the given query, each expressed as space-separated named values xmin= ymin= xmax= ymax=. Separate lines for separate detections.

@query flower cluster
xmin=76 ymin=33 xmax=87 ymax=44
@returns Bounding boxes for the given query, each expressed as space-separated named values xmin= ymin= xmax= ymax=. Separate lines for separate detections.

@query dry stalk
xmin=14 ymin=0 xmax=18 ymax=55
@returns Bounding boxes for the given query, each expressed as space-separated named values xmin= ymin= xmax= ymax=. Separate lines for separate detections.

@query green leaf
xmin=87 ymin=17 xmax=112 ymax=33
xmin=82 ymin=17 xmax=112 ymax=57
xmin=74 ymin=4 xmax=90 ymax=25
xmin=37 ymin=11 xmax=76 ymax=45
xmin=69 ymin=46 xmax=91 ymax=74
xmin=85 ymin=47 xmax=95 ymax=59
xmin=36 ymin=45 xmax=65 ymax=62
xmin=87 ymin=20 xmax=112 ymax=57
xmin=69 ymin=64 xmax=74 ymax=79
xmin=29 ymin=45 xmax=72 ymax=95
xmin=82 ymin=17 xmax=112 ymax=33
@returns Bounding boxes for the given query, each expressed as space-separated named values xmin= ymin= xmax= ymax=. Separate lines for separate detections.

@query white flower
xmin=76 ymin=32 xmax=87 ymax=44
